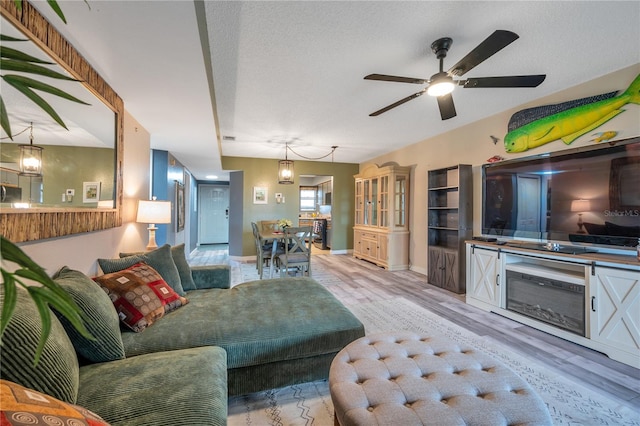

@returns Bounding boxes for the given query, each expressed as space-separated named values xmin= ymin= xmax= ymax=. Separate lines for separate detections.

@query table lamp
xmin=136 ymin=197 xmax=172 ymax=250
xmin=570 ymin=199 xmax=591 ymax=234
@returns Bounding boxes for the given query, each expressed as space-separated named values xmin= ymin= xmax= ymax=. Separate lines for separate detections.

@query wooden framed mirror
xmin=0 ymin=0 xmax=124 ymax=242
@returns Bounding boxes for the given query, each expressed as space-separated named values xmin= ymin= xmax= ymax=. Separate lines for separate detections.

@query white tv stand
xmin=466 ymin=241 xmax=640 ymax=368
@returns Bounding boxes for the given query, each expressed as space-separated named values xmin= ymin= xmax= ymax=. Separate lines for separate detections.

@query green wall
xmin=222 ymin=156 xmax=359 ymax=256
xmin=1 ymin=143 xmax=115 ymax=206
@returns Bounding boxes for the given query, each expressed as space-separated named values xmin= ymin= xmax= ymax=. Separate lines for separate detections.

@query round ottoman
xmin=329 ymin=331 xmax=552 ymax=426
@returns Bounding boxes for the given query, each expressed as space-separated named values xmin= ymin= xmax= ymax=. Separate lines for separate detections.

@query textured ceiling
xmin=27 ymin=1 xmax=640 ymax=180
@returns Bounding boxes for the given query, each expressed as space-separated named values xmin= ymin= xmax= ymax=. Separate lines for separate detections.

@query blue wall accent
xmin=228 ymin=171 xmax=243 ymax=256
xmin=151 ymin=150 xmax=170 ymax=246
xmin=189 ymin=175 xmax=198 ymax=252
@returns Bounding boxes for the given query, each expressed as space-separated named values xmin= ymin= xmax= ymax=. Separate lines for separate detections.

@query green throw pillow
xmin=120 ymin=244 xmax=196 ymax=291
xmin=171 ymin=244 xmax=196 ymax=291
xmin=0 ymin=286 xmax=80 ymax=404
xmin=52 ymin=266 xmax=126 ymax=363
xmin=99 ymin=244 xmax=185 ymax=295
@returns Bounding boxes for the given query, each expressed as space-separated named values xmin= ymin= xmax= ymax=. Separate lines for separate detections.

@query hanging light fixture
xmin=277 ymin=143 xmax=338 ymax=185
xmin=278 ymin=143 xmax=295 ymax=184
xmin=19 ymin=123 xmax=43 ymax=177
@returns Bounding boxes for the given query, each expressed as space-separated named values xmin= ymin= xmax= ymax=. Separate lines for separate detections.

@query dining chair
xmin=252 ymin=222 xmax=274 ymax=279
xmin=260 ymin=220 xmax=280 ymax=233
xmin=275 ymin=226 xmax=313 ymax=278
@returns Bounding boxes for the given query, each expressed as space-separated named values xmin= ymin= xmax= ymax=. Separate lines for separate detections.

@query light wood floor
xmin=190 ymin=246 xmax=640 ymax=412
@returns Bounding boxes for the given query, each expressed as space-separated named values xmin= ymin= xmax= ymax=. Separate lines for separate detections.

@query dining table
xmin=258 ymin=227 xmax=315 ymax=278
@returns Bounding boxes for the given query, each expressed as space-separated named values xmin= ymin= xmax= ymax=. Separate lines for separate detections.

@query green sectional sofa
xmin=0 ymin=244 xmax=364 ymax=425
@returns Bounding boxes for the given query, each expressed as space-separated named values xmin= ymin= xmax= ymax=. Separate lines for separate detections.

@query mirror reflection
xmin=0 ymin=15 xmax=116 ymax=209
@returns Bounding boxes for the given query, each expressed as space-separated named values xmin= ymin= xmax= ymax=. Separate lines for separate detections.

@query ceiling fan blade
xmin=364 ymin=74 xmax=427 ymax=84
xmin=369 ymin=90 xmax=427 ymax=116
xmin=461 ymin=74 xmax=546 ymax=88
xmin=448 ymin=30 xmax=519 ymax=77
xmin=437 ymin=93 xmax=457 ymax=120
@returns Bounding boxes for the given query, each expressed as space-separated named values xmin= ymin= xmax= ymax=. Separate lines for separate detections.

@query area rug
xmin=230 ymin=260 xmax=338 ymax=287
xmin=228 ymin=296 xmax=639 ymax=426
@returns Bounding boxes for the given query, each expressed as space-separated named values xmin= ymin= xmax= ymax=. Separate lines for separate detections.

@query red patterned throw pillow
xmin=93 ymin=262 xmax=188 ymax=332
xmin=0 ymin=380 xmax=109 ymax=426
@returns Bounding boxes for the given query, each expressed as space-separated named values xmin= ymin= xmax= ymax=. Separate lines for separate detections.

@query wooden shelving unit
xmin=427 ymin=164 xmax=472 ymax=293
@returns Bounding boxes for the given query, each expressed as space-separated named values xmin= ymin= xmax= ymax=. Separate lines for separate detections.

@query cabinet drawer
xmin=359 ymin=231 xmax=378 ymax=241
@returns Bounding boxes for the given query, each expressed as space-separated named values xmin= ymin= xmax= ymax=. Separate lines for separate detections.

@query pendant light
xmin=19 ymin=123 xmax=43 ymax=177
xmin=277 ymin=143 xmax=338 ymax=185
xmin=278 ymin=143 xmax=295 ymax=184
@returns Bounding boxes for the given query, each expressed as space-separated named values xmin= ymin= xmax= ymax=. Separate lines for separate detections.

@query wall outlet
xmin=66 ymin=189 xmax=75 ymax=196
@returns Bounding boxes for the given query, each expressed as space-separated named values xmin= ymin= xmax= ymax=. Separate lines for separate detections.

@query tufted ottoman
xmin=329 ymin=331 xmax=552 ymax=426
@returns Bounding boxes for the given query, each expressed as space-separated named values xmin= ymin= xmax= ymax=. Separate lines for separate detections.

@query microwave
xmin=1 ymin=185 xmax=22 ymax=202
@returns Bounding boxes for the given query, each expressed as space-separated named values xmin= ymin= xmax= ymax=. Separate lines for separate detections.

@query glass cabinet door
xmin=379 ymin=175 xmax=389 ymax=227
xmin=395 ymin=175 xmax=407 ymax=227
xmin=371 ymin=178 xmax=378 ymax=226
xmin=363 ymin=179 xmax=370 ymax=225
xmin=355 ymin=179 xmax=363 ymax=225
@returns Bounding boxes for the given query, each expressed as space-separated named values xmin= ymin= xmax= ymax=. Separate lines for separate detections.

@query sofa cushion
xmin=583 ymin=222 xmax=607 ymax=235
xmin=99 ymin=244 xmax=185 ymax=295
xmin=605 ymin=221 xmax=640 ymax=237
xmin=119 ymin=244 xmax=196 ymax=291
xmin=0 ymin=286 xmax=80 ymax=404
xmin=120 ymin=278 xmax=365 ymax=369
xmin=52 ymin=266 xmax=125 ymax=363
xmin=0 ymin=380 xmax=109 ymax=426
xmin=77 ymin=346 xmax=227 ymax=426
xmin=171 ymin=244 xmax=197 ymax=291
xmin=93 ymin=262 xmax=188 ymax=333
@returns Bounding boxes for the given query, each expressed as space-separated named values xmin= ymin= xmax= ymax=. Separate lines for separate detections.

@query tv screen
xmin=482 ymin=137 xmax=640 ymax=247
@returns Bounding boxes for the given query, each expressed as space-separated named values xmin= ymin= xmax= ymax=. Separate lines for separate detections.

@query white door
xmin=514 ymin=174 xmax=541 ymax=237
xmin=198 ymin=185 xmax=229 ymax=244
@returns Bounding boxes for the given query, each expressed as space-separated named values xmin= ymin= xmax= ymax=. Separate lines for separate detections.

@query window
xmin=300 ymin=186 xmax=317 ymax=211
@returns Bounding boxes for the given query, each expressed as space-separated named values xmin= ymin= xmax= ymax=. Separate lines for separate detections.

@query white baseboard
xmin=329 ymin=249 xmax=350 ymax=255
xmin=410 ymin=265 xmax=427 ymax=276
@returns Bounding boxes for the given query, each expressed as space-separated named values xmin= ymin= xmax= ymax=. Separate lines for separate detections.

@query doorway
xmin=198 ymin=184 xmax=230 ymax=244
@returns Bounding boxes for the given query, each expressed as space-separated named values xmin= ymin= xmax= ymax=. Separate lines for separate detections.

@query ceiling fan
xmin=365 ymin=30 xmax=546 ymax=120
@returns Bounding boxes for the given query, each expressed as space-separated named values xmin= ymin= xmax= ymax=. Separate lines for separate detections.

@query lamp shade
xmin=570 ymin=199 xmax=591 ymax=213
xmin=136 ymin=199 xmax=172 ymax=224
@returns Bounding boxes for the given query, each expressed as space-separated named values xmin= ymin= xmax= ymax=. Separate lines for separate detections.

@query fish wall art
xmin=504 ymin=73 xmax=640 ymax=153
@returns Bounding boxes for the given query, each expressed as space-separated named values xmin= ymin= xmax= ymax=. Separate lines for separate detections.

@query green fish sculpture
xmin=504 ymin=73 xmax=640 ymax=153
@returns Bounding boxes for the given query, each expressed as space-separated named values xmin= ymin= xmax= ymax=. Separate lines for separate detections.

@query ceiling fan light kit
xmin=365 ymin=30 xmax=546 ymax=120
xmin=426 ymin=72 xmax=455 ymax=97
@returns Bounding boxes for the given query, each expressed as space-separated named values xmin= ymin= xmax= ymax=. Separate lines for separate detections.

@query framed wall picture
xmin=253 ymin=186 xmax=268 ymax=204
xmin=82 ymin=182 xmax=100 ymax=203
xmin=176 ymin=182 xmax=185 ymax=232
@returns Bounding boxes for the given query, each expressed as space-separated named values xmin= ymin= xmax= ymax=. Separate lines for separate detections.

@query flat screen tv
xmin=482 ymin=137 xmax=640 ymax=248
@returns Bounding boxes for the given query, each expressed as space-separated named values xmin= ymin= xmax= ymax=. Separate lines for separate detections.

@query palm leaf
xmin=1 ymin=59 xmax=79 ymax=81
xmin=3 ymin=76 xmax=81 ymax=129
xmin=12 ymin=0 xmax=68 ymax=24
xmin=0 ymin=95 xmax=10 ymax=139
xmin=3 ymin=78 xmax=65 ymax=128
xmin=3 ymin=75 xmax=89 ymax=104
xmin=27 ymin=287 xmax=54 ymax=365
xmin=1 ymin=236 xmax=52 ymax=279
xmin=27 ymin=283 xmax=91 ymax=339
xmin=46 ymin=0 xmax=67 ymax=24
xmin=1 ymin=34 xmax=27 ymax=42
xmin=1 ymin=46 xmax=53 ymax=64
xmin=0 ymin=270 xmax=17 ymax=337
